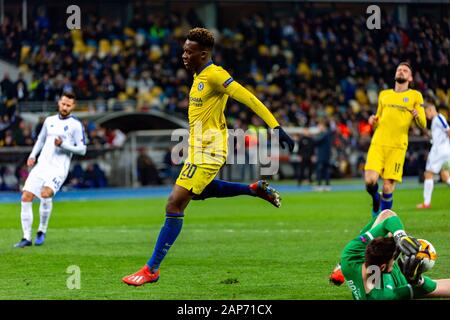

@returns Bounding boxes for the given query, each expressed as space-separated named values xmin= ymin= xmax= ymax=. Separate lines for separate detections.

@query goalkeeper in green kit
xmin=340 ymin=209 xmax=450 ymax=300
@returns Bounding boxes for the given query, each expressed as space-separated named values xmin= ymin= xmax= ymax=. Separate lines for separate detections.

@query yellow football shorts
xmin=364 ymin=144 xmax=407 ymax=182
xmin=175 ymin=162 xmax=222 ymax=195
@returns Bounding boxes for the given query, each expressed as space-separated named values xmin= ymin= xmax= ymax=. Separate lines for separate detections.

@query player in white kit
xmin=15 ymin=92 xmax=87 ymax=247
xmin=417 ymin=103 xmax=450 ymax=209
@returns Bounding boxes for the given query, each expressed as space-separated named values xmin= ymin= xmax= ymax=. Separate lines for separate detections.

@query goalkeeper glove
xmin=275 ymin=126 xmax=295 ymax=152
xmin=395 ymin=234 xmax=421 ymax=256
xmin=398 ymin=254 xmax=425 ymax=286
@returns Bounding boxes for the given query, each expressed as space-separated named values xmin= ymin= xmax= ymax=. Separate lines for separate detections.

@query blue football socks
xmin=194 ymin=179 xmax=253 ymax=200
xmin=380 ymin=192 xmax=393 ymax=211
xmin=147 ymin=212 xmax=184 ymax=272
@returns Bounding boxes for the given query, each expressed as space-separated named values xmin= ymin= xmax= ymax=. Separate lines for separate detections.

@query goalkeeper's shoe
xmin=249 ymin=180 xmax=281 ymax=208
xmin=35 ymin=231 xmax=46 ymax=246
xmin=14 ymin=238 xmax=32 ymax=248
xmin=329 ymin=263 xmax=345 ymax=286
xmin=122 ymin=265 xmax=160 ymax=286
xmin=416 ymin=203 xmax=431 ymax=209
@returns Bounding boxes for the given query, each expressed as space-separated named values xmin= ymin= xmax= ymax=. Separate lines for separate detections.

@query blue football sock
xmin=147 ymin=212 xmax=184 ymax=272
xmin=380 ymin=192 xmax=393 ymax=210
xmin=194 ymin=179 xmax=253 ymax=200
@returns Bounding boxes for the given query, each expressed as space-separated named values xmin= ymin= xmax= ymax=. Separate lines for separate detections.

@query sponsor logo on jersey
xmin=403 ymin=97 xmax=409 ymax=103
xmin=386 ymin=104 xmax=409 ymax=112
xmin=198 ymin=82 xmax=204 ymax=91
xmin=64 ymin=125 xmax=69 ymax=131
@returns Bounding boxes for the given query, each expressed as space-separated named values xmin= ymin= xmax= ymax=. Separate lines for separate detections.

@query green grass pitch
xmin=0 ymin=186 xmax=448 ymax=300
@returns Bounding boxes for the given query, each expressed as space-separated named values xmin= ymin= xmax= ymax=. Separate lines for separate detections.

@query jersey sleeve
xmin=360 ymin=215 xmax=406 ymax=242
xmin=209 ymin=68 xmax=280 ymax=129
xmin=414 ymin=92 xmax=426 ymax=129
xmin=368 ymin=285 xmax=412 ymax=300
xmin=437 ymin=114 xmax=450 ymax=131
xmin=29 ymin=118 xmax=48 ymax=159
xmin=59 ymin=121 xmax=87 ymax=156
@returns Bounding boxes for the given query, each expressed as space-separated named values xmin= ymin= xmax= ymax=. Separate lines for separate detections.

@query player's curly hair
xmin=187 ymin=28 xmax=215 ymax=50
xmin=365 ymin=237 xmax=397 ymax=268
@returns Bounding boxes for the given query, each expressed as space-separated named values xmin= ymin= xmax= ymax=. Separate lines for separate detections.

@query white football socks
xmin=423 ymin=179 xmax=434 ymax=206
xmin=38 ymin=198 xmax=53 ymax=234
xmin=21 ymin=201 xmax=33 ymax=241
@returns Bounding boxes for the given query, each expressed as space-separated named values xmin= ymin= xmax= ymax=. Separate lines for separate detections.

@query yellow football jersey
xmin=371 ymin=89 xmax=426 ymax=149
xmin=187 ymin=61 xmax=279 ymax=166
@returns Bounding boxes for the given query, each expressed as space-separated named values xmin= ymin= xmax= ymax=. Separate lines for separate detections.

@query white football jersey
xmin=30 ymin=114 xmax=87 ymax=178
xmin=430 ymin=113 xmax=450 ymax=154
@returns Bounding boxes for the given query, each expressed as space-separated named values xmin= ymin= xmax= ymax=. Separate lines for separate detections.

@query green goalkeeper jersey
xmin=341 ymin=216 xmax=437 ymax=300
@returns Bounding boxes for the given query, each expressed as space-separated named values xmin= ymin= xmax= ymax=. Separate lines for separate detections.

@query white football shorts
xmin=22 ymin=167 xmax=66 ymax=198
xmin=426 ymin=149 xmax=450 ymax=174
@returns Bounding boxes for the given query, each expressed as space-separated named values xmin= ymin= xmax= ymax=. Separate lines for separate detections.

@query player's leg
xmin=123 ymin=162 xmax=208 ymax=286
xmin=380 ymin=179 xmax=396 ymax=211
xmin=147 ymin=184 xmax=191 ymax=270
xmin=35 ymin=187 xmax=54 ymax=246
xmin=425 ymin=279 xmax=450 ymax=298
xmin=15 ymin=170 xmax=44 ymax=248
xmin=441 ymin=169 xmax=450 ymax=186
xmin=122 ymin=184 xmax=191 ymax=286
xmin=192 ymin=179 xmax=281 ymax=208
xmin=417 ymin=170 xmax=434 ymax=208
xmin=364 ymin=145 xmax=385 ymax=214
xmin=15 ymin=191 xmax=35 ymax=248
xmin=418 ymin=151 xmax=444 ymax=208
xmin=364 ymin=170 xmax=381 ymax=213
xmin=380 ymin=147 xmax=406 ymax=211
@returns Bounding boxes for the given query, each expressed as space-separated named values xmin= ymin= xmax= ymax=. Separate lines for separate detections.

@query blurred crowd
xmin=1 ymin=6 xmax=449 ymax=185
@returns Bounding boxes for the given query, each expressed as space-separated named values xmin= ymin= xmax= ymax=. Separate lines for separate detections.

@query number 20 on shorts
xmin=181 ymin=163 xmax=197 ymax=179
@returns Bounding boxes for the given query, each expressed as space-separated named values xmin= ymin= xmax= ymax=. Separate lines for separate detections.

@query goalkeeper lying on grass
xmin=339 ymin=209 xmax=450 ymax=300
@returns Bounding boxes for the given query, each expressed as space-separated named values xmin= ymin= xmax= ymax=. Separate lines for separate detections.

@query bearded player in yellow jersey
xmin=122 ymin=28 xmax=295 ymax=286
xmin=364 ymin=62 xmax=426 ymax=215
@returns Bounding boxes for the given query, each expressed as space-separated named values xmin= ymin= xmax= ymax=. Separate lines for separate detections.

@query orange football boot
xmin=122 ymin=265 xmax=160 ymax=286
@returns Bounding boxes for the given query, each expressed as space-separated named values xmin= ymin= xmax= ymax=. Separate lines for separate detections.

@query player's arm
xmin=412 ymin=93 xmax=426 ymax=129
xmin=425 ymin=279 xmax=450 ymax=298
xmin=437 ymin=114 xmax=450 ymax=137
xmin=58 ymin=122 xmax=87 ymax=156
xmin=28 ymin=119 xmax=48 ymax=165
xmin=210 ymin=70 xmax=294 ymax=151
xmin=363 ymin=211 xmax=420 ymax=256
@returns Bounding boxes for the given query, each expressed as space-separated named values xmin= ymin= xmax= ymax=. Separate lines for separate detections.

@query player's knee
xmin=424 ymin=171 xmax=434 ymax=180
xmin=364 ymin=172 xmax=377 ymax=185
xmin=40 ymin=189 xmax=54 ymax=199
xmin=382 ymin=181 xmax=395 ymax=193
xmin=378 ymin=209 xmax=397 ymax=221
xmin=21 ymin=192 xmax=34 ymax=202
xmin=165 ymin=195 xmax=182 ymax=213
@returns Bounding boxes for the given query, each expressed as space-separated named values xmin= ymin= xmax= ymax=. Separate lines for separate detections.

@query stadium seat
xmin=20 ymin=45 xmax=31 ymax=63
xmin=99 ymin=39 xmax=111 ymax=58
xmin=123 ymin=27 xmax=136 ymax=38
xmin=112 ymin=39 xmax=123 ymax=56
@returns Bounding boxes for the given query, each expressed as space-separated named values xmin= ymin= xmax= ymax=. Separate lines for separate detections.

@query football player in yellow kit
xmin=364 ymin=62 xmax=426 ymax=215
xmin=122 ymin=28 xmax=294 ymax=286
